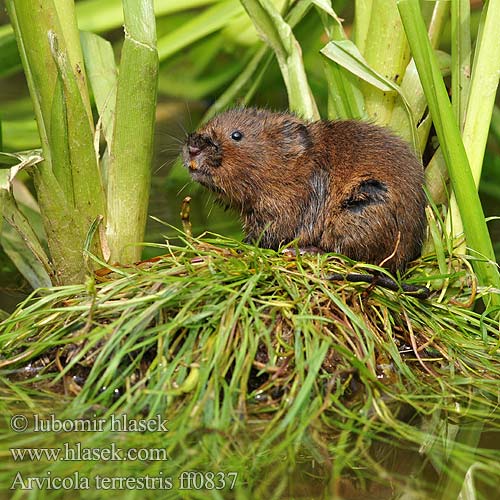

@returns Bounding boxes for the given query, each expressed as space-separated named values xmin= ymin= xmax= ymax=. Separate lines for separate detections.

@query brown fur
xmin=183 ymin=108 xmax=426 ymax=273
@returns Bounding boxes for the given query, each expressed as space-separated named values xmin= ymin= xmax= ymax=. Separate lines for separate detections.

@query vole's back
xmin=305 ymin=120 xmax=426 ymax=272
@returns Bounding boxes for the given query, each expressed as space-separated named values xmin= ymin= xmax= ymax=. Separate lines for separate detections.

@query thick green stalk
xmin=106 ymin=0 xmax=158 ymax=264
xmin=390 ymin=1 xmax=450 ymax=146
xmin=6 ymin=0 xmax=106 ymax=284
xmin=397 ymin=0 xmax=500 ymax=307
xmin=54 ymin=0 xmax=93 ymax=123
xmin=361 ymin=0 xmax=410 ymax=125
xmin=319 ymin=4 xmax=365 ymax=120
xmin=444 ymin=0 xmax=471 ymax=250
xmin=353 ymin=0 xmax=372 ymax=55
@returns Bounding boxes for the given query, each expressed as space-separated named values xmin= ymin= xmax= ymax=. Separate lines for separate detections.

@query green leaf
xmin=311 ymin=0 xmax=343 ymax=23
xmin=321 ymin=40 xmax=418 ymax=152
xmin=80 ymin=31 xmax=118 ymax=149
xmin=0 ymin=160 xmax=53 ymax=288
xmin=390 ymin=51 xmax=451 ymax=149
xmin=323 ymin=58 xmax=365 ymax=120
xmin=0 ymin=28 xmax=22 ymax=77
xmin=321 ymin=40 xmax=394 ymax=92
xmin=1 ymin=222 xmax=52 ymax=289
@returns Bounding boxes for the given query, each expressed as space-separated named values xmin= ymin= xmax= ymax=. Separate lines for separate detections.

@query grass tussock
xmin=1 ymin=234 xmax=499 ymax=499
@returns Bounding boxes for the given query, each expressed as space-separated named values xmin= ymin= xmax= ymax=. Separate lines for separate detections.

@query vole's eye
xmin=230 ymin=130 xmax=243 ymax=141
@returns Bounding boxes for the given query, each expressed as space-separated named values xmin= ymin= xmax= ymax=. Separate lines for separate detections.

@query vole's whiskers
xmin=207 ymin=195 xmax=217 ymax=218
xmin=176 ymin=113 xmax=189 ymax=139
xmin=176 ymin=182 xmax=190 ymax=197
xmin=184 ymin=101 xmax=193 ymax=131
xmin=154 ymin=157 xmax=176 ymax=175
xmin=162 ymin=133 xmax=184 ymax=147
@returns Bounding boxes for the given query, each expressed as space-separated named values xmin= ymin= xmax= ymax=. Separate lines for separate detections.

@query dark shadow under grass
xmin=0 ymin=234 xmax=499 ymax=499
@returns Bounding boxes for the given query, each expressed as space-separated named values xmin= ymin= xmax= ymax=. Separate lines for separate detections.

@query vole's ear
xmin=280 ymin=120 xmax=312 ymax=154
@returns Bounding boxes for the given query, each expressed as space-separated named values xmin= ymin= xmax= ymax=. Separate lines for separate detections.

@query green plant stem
xmin=390 ymin=1 xmax=450 ymax=147
xmin=5 ymin=0 xmax=106 ymax=284
xmin=446 ymin=0 xmax=500 ymax=255
xmin=427 ymin=1 xmax=450 ymax=48
xmin=397 ymin=0 xmax=500 ymax=307
xmin=240 ymin=0 xmax=319 ymax=120
xmin=106 ymin=0 xmax=158 ymax=264
xmin=461 ymin=0 xmax=500 ymax=187
xmin=450 ymin=0 xmax=471 ymax=130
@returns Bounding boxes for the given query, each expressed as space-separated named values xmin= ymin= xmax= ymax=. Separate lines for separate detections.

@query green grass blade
xmin=316 ymin=4 xmax=365 ymax=120
xmin=157 ymin=1 xmax=242 ymax=62
xmin=390 ymin=0 xmax=450 ymax=149
xmin=390 ymin=51 xmax=451 ymax=150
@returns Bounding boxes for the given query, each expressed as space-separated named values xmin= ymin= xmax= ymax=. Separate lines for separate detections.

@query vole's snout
xmin=184 ymin=133 xmax=209 ymax=171
xmin=183 ymin=132 xmax=222 ymax=175
xmin=188 ymin=145 xmax=201 ymax=158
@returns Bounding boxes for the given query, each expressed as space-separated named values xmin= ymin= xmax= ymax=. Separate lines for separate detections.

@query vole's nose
xmin=188 ymin=145 xmax=201 ymax=158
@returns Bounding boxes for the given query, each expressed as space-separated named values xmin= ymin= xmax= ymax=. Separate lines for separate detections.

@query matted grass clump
xmin=1 ymin=234 xmax=499 ymax=499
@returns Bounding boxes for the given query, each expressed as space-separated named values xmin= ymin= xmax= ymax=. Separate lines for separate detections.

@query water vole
xmin=183 ymin=108 xmax=426 ymax=274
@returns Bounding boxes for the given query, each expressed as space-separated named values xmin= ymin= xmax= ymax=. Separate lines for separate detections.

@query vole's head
xmin=183 ymin=108 xmax=311 ymax=207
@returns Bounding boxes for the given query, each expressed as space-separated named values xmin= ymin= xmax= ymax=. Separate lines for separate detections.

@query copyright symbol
xmin=10 ymin=414 xmax=29 ymax=432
